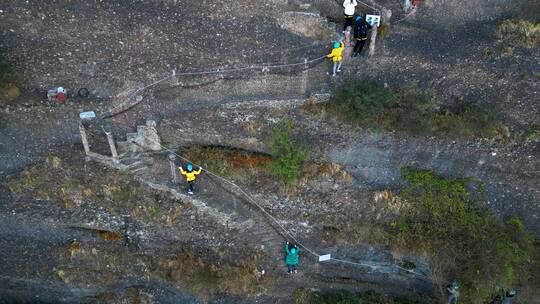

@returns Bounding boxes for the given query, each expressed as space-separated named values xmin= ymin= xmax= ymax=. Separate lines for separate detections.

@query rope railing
xmin=84 ymin=122 xmax=429 ymax=278
xmin=101 ymin=53 xmax=327 ymax=119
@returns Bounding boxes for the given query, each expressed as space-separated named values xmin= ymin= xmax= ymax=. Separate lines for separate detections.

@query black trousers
xmin=353 ymin=38 xmax=367 ymax=54
xmin=187 ymin=180 xmax=194 ymax=192
xmin=287 ymin=264 xmax=297 ymax=273
xmin=344 ymin=15 xmax=354 ymax=31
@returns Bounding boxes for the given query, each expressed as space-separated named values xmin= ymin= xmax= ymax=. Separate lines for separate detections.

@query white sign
xmin=318 ymin=254 xmax=331 ymax=262
xmin=79 ymin=111 xmax=96 ymax=120
xmin=366 ymin=14 xmax=381 ymax=27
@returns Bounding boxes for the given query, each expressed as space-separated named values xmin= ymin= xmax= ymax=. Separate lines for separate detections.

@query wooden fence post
xmin=368 ymin=25 xmax=378 ymax=57
xmin=168 ymin=154 xmax=177 ymax=183
xmin=79 ymin=121 xmax=90 ymax=155
xmin=301 ymin=58 xmax=309 ymax=95
xmin=105 ymin=131 xmax=118 ymax=159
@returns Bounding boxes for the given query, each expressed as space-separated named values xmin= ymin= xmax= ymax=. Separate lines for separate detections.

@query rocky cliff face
xmin=157 ymin=96 xmax=540 ymax=236
xmin=1 ymin=0 xmax=539 ymax=302
xmin=0 ymin=0 xmax=327 ymax=98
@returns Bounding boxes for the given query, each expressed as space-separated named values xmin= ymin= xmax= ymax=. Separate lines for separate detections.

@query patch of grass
xmin=147 ymin=246 xmax=271 ymax=299
xmin=300 ymin=162 xmax=354 ymax=185
xmin=0 ymin=54 xmax=20 ymax=102
xmin=266 ymin=118 xmax=310 ymax=185
xmin=321 ymin=80 xmax=508 ymax=139
xmin=378 ymin=23 xmax=391 ymax=39
xmin=181 ymin=144 xmax=342 ymax=190
xmin=95 ymin=230 xmax=123 ymax=241
xmin=293 ymin=288 xmax=432 ymax=304
xmin=524 ymin=124 xmax=540 ymax=143
xmin=328 ymin=79 xmax=397 ymax=125
xmin=180 ymin=145 xmax=273 ymax=183
xmin=387 ymin=167 xmax=540 ymax=303
xmin=497 ymin=19 xmax=540 ymax=48
xmin=482 ymin=47 xmax=495 ymax=60
xmin=7 ymin=155 xmax=184 ymax=224
xmin=433 ymin=100 xmax=510 ymax=140
xmin=56 ymin=242 xmax=136 ymax=286
xmin=0 ymin=57 xmax=10 ymax=90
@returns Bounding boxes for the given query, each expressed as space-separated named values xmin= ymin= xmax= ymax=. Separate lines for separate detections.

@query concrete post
xmin=344 ymin=26 xmax=352 ymax=47
xmin=382 ymin=8 xmax=393 ymax=24
xmin=368 ymin=25 xmax=378 ymax=57
xmin=78 ymin=121 xmax=90 ymax=155
xmin=105 ymin=131 xmax=118 ymax=159
xmin=168 ymin=154 xmax=177 ymax=183
xmin=301 ymin=58 xmax=308 ymax=95
xmin=403 ymin=0 xmax=411 ymax=12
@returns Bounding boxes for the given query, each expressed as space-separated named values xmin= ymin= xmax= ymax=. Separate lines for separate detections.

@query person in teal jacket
xmin=285 ymin=241 xmax=300 ymax=274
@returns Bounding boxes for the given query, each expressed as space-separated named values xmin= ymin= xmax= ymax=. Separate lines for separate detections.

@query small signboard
xmin=365 ymin=14 xmax=381 ymax=27
xmin=318 ymin=254 xmax=331 ymax=262
xmin=79 ymin=111 xmax=96 ymax=120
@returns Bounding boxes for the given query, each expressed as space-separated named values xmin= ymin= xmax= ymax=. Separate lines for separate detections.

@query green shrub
xmin=524 ymin=125 xmax=540 ymax=143
xmin=325 ymin=80 xmax=507 ymax=139
xmin=329 ymin=79 xmax=397 ymax=124
xmin=390 ymin=167 xmax=539 ymax=303
xmin=387 ymin=83 xmax=435 ymax=135
xmin=180 ymin=145 xmax=273 ymax=183
xmin=497 ymin=19 xmax=540 ymax=48
xmin=266 ymin=118 xmax=310 ymax=185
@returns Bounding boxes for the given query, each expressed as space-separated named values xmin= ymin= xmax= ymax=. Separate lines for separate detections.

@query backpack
xmin=355 ymin=21 xmax=369 ymax=39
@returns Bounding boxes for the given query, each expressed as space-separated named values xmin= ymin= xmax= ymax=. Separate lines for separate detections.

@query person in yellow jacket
xmin=327 ymin=42 xmax=344 ymax=76
xmin=179 ymin=163 xmax=202 ymax=194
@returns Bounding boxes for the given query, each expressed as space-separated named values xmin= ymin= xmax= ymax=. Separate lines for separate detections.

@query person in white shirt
xmin=343 ymin=0 xmax=357 ymax=32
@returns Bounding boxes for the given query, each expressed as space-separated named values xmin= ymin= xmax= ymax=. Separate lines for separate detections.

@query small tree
xmin=266 ymin=119 xmax=310 ymax=185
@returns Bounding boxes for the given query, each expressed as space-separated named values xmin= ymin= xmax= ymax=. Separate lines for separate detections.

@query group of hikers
xmin=327 ymin=0 xmax=374 ymax=76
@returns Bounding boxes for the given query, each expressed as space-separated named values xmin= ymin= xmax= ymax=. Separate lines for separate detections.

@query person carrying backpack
xmin=327 ymin=41 xmax=345 ymax=76
xmin=501 ymin=288 xmax=517 ymax=304
xmin=179 ymin=163 xmax=202 ymax=195
xmin=285 ymin=241 xmax=300 ymax=274
xmin=447 ymin=281 xmax=459 ymax=304
xmin=352 ymin=15 xmax=372 ymax=57
xmin=343 ymin=0 xmax=357 ymax=32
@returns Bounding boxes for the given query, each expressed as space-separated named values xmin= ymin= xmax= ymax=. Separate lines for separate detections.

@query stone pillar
xmin=168 ymin=154 xmax=177 ymax=183
xmin=368 ymin=25 xmax=378 ymax=57
xmin=78 ymin=121 xmax=90 ymax=155
xmin=105 ymin=131 xmax=118 ymax=159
